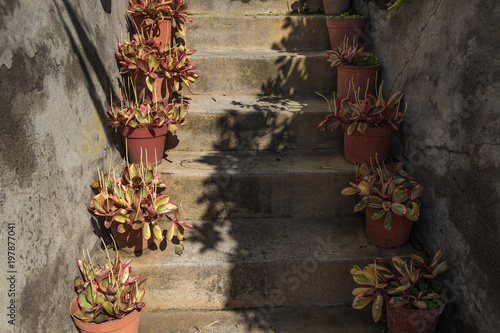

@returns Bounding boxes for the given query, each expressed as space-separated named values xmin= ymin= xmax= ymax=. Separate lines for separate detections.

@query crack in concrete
xmin=390 ymin=0 xmax=443 ymax=92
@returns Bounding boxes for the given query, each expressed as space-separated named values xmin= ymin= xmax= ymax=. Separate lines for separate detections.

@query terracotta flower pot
xmin=132 ymin=72 xmax=174 ymax=104
xmin=365 ymin=209 xmax=413 ymax=248
xmin=387 ymin=301 xmax=445 ymax=333
xmin=322 ymin=0 xmax=351 ymax=15
xmin=326 ymin=16 xmax=368 ymax=50
xmin=119 ymin=126 xmax=168 ymax=166
xmin=109 ymin=222 xmax=154 ymax=254
xmin=337 ymin=64 xmax=380 ymax=101
xmin=342 ymin=124 xmax=394 ymax=164
xmin=132 ymin=14 xmax=172 ymax=47
xmin=70 ymin=297 xmax=141 ymax=333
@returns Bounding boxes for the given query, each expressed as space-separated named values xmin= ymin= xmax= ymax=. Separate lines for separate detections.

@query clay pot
xmin=132 ymin=72 xmax=173 ymax=104
xmin=337 ymin=64 xmax=380 ymax=101
xmin=109 ymin=222 xmax=154 ymax=254
xmin=70 ymin=297 xmax=141 ymax=333
xmin=326 ymin=16 xmax=368 ymax=49
xmin=365 ymin=209 xmax=413 ymax=248
xmin=387 ymin=301 xmax=445 ymax=333
xmin=342 ymin=124 xmax=394 ymax=164
xmin=132 ymin=14 xmax=172 ymax=47
xmin=119 ymin=126 xmax=168 ymax=166
xmin=322 ymin=0 xmax=351 ymax=15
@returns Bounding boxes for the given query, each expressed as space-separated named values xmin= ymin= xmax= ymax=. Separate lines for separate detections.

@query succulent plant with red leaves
xmin=106 ymin=90 xmax=188 ymax=133
xmin=350 ymin=250 xmax=449 ymax=322
xmin=115 ymin=34 xmax=199 ymax=94
xmin=317 ymin=85 xmax=405 ymax=135
xmin=327 ymin=40 xmax=380 ymax=67
xmin=342 ymin=161 xmax=423 ymax=230
xmin=73 ymin=254 xmax=146 ymax=324
xmin=88 ymin=162 xmax=194 ymax=242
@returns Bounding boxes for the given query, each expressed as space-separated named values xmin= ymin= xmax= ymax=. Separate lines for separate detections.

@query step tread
xmin=159 ymin=149 xmax=352 ymax=176
xmin=186 ymin=94 xmax=332 ymax=114
xmin=120 ymin=217 xmax=414 ymax=266
xmin=139 ymin=306 xmax=386 ymax=333
xmin=192 ymin=48 xmax=330 ymax=57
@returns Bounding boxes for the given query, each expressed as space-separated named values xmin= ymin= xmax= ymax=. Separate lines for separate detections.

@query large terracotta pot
xmin=326 ymin=16 xmax=368 ymax=49
xmin=387 ymin=301 xmax=445 ymax=333
xmin=70 ymin=297 xmax=141 ymax=333
xmin=337 ymin=64 xmax=380 ymax=101
xmin=109 ymin=222 xmax=154 ymax=254
xmin=132 ymin=14 xmax=172 ymax=47
xmin=365 ymin=209 xmax=413 ymax=248
xmin=132 ymin=72 xmax=173 ymax=104
xmin=119 ymin=126 xmax=168 ymax=166
xmin=342 ymin=124 xmax=394 ymax=164
xmin=322 ymin=0 xmax=351 ymax=15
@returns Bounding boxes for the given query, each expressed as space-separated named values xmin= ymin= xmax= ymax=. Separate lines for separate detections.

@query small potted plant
xmin=327 ymin=41 xmax=380 ymax=101
xmin=341 ymin=161 xmax=422 ymax=247
xmin=127 ymin=0 xmax=192 ymax=46
xmin=322 ymin=0 xmax=351 ymax=15
xmin=317 ymin=84 xmax=405 ymax=163
xmin=350 ymin=249 xmax=448 ymax=333
xmin=88 ymin=162 xmax=194 ymax=253
xmin=107 ymin=86 xmax=188 ymax=165
xmin=325 ymin=12 xmax=368 ymax=50
xmin=69 ymin=245 xmax=146 ymax=332
xmin=115 ymin=34 xmax=199 ymax=103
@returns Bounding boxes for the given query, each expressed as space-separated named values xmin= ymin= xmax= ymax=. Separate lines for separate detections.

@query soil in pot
xmin=109 ymin=222 xmax=154 ymax=254
xmin=326 ymin=16 xmax=368 ymax=50
xmin=342 ymin=124 xmax=394 ymax=164
xmin=323 ymin=0 xmax=351 ymax=15
xmin=119 ymin=126 xmax=168 ymax=166
xmin=132 ymin=14 xmax=172 ymax=47
xmin=365 ymin=209 xmax=413 ymax=248
xmin=387 ymin=301 xmax=445 ymax=333
xmin=70 ymin=297 xmax=141 ymax=333
xmin=337 ymin=64 xmax=380 ymax=101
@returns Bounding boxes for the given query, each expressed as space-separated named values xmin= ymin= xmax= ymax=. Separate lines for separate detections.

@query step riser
xmin=187 ymin=0 xmax=324 ymax=15
xmin=190 ymin=52 xmax=335 ymax=96
xmin=162 ymin=172 xmax=357 ymax=220
xmin=141 ymin=260 xmax=357 ymax=310
xmin=187 ymin=16 xmax=330 ymax=51
xmin=168 ymin=110 xmax=341 ymax=151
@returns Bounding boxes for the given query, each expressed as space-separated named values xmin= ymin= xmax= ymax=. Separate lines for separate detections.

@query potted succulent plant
xmin=107 ymin=86 xmax=188 ymax=165
xmin=350 ymin=249 xmax=449 ymax=333
xmin=127 ymin=0 xmax=192 ymax=46
xmin=317 ymin=85 xmax=405 ymax=163
xmin=116 ymin=34 xmax=199 ymax=103
xmin=325 ymin=12 xmax=368 ymax=50
xmin=88 ymin=162 xmax=194 ymax=253
xmin=341 ymin=161 xmax=422 ymax=247
xmin=69 ymin=245 xmax=146 ymax=332
xmin=327 ymin=41 xmax=380 ymax=101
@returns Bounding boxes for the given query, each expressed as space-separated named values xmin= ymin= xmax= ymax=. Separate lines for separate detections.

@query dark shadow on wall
xmin=52 ymin=0 xmax=123 ymax=154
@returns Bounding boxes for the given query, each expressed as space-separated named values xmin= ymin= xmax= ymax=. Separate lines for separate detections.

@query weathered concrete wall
xmin=353 ymin=0 xmax=500 ymax=331
xmin=0 ymin=0 xmax=127 ymax=331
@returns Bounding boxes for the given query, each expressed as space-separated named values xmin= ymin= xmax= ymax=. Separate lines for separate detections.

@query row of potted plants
xmin=321 ymin=3 xmax=447 ymax=333
xmin=70 ymin=1 xmax=197 ymax=332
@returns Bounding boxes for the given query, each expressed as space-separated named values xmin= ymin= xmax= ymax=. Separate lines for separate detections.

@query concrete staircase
xmin=122 ymin=1 xmax=413 ymax=331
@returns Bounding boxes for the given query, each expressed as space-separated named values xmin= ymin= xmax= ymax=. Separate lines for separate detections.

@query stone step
xmin=186 ymin=0 xmax=324 ymax=15
xmin=139 ymin=306 xmax=386 ymax=332
xmin=112 ymin=217 xmax=415 ymax=311
xmin=187 ymin=15 xmax=330 ymax=51
xmin=189 ymin=49 xmax=335 ymax=96
xmin=169 ymin=94 xmax=339 ymax=152
xmin=157 ymin=149 xmax=354 ymax=220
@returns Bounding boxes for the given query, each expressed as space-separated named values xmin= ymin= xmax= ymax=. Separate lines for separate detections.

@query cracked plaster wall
xmin=353 ymin=0 xmax=500 ymax=332
xmin=0 ymin=0 xmax=127 ymax=332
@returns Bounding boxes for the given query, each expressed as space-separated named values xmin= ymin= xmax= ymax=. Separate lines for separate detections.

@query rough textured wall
xmin=0 ymin=0 xmax=127 ymax=331
xmin=353 ymin=0 xmax=500 ymax=332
